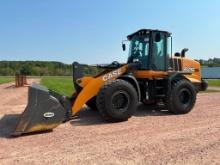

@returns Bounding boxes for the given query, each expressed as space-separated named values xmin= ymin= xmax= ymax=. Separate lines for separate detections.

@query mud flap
xmin=12 ymin=84 xmax=70 ymax=136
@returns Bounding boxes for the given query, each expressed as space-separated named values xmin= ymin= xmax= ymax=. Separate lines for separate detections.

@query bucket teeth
xmin=12 ymin=84 xmax=70 ymax=136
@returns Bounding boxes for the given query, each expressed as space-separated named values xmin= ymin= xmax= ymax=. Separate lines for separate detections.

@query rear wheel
xmin=167 ymin=79 xmax=196 ymax=114
xmin=96 ymin=79 xmax=138 ymax=122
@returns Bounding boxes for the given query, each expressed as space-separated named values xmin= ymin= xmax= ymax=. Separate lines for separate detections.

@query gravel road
xmin=0 ymin=80 xmax=219 ymax=165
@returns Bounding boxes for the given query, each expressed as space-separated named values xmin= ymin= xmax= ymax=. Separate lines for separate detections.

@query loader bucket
xmin=12 ymin=84 xmax=70 ymax=136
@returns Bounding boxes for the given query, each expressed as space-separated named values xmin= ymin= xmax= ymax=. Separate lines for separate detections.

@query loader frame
xmin=12 ymin=28 xmax=208 ymax=136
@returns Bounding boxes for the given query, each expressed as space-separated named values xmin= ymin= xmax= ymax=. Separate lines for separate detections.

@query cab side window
xmin=152 ymin=32 xmax=166 ymax=71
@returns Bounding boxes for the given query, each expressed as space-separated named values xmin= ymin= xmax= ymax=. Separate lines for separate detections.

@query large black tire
xmin=167 ymin=79 xmax=196 ymax=114
xmin=96 ymin=79 xmax=138 ymax=122
xmin=86 ymin=97 xmax=97 ymax=111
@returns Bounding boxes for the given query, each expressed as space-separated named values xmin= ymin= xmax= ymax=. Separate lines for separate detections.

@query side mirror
xmin=181 ymin=48 xmax=189 ymax=57
xmin=122 ymin=43 xmax=126 ymax=51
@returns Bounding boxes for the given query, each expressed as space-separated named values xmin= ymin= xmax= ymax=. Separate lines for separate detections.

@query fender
xmin=118 ymin=74 xmax=141 ymax=101
xmin=167 ymin=72 xmax=191 ymax=92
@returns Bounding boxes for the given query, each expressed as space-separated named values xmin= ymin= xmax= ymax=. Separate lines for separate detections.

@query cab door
xmin=151 ymin=32 xmax=168 ymax=71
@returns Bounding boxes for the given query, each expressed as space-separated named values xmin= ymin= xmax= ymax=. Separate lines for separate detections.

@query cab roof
xmin=127 ymin=29 xmax=171 ymax=40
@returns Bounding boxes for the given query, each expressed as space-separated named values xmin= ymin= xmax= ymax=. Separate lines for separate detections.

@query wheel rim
xmin=178 ymin=88 xmax=191 ymax=105
xmin=111 ymin=91 xmax=130 ymax=112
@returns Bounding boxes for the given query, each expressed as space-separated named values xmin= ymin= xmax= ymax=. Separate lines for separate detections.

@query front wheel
xmin=167 ymin=79 xmax=196 ymax=114
xmin=96 ymin=79 xmax=138 ymax=122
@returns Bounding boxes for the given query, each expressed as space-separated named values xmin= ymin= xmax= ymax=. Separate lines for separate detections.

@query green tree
xmin=20 ymin=65 xmax=32 ymax=75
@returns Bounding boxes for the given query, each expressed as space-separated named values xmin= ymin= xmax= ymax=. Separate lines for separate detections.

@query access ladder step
xmin=156 ymin=94 xmax=166 ymax=98
xmin=155 ymin=86 xmax=164 ymax=89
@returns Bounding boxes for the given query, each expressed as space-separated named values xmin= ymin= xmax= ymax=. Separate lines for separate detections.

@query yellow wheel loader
xmin=12 ymin=29 xmax=208 ymax=136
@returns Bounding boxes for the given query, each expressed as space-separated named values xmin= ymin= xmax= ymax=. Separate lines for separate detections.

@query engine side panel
xmin=182 ymin=58 xmax=201 ymax=82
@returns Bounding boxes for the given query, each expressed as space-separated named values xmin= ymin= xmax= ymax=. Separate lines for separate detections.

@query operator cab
xmin=124 ymin=29 xmax=171 ymax=71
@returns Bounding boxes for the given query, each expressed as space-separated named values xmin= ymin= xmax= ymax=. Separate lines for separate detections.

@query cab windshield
xmin=128 ymin=35 xmax=150 ymax=69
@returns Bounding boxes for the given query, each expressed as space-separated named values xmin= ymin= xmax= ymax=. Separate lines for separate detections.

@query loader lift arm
xmin=71 ymin=63 xmax=130 ymax=115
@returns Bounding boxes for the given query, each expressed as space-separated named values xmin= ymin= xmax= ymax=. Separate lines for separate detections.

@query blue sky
xmin=0 ymin=0 xmax=219 ymax=64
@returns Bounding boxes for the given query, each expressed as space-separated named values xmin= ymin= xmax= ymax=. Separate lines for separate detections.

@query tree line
xmin=0 ymin=61 xmax=101 ymax=76
xmin=196 ymin=58 xmax=220 ymax=67
xmin=1 ymin=58 xmax=218 ymax=76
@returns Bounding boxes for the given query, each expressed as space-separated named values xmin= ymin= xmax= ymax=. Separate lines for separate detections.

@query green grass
xmin=207 ymin=79 xmax=220 ymax=87
xmin=200 ymin=89 xmax=220 ymax=93
xmin=0 ymin=76 xmax=14 ymax=84
xmin=40 ymin=76 xmax=74 ymax=96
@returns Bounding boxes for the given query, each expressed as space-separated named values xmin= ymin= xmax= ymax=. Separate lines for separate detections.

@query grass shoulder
xmin=207 ymin=79 xmax=220 ymax=87
xmin=40 ymin=76 xmax=74 ymax=96
xmin=199 ymin=89 xmax=220 ymax=93
xmin=0 ymin=76 xmax=14 ymax=84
